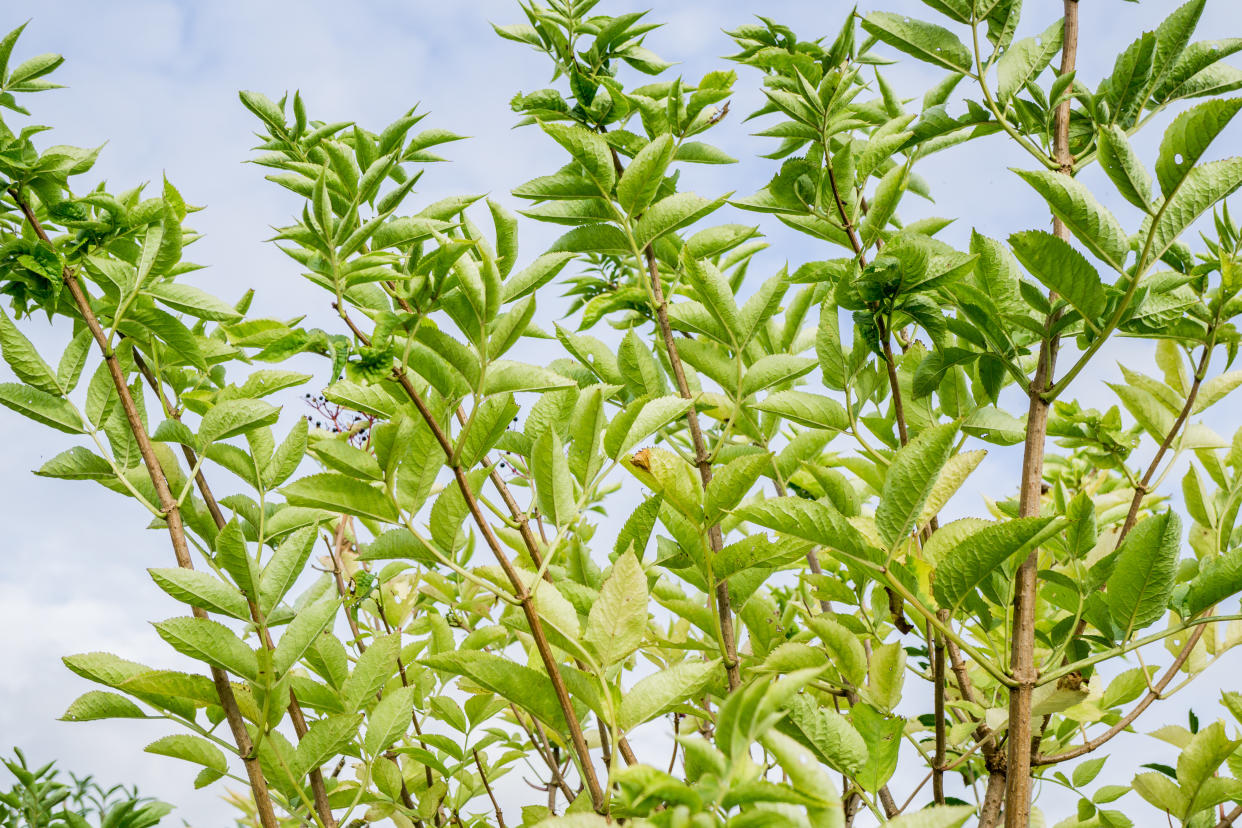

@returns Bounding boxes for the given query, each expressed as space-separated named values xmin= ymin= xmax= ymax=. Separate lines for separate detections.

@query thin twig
xmin=473 ymin=750 xmax=507 ymax=828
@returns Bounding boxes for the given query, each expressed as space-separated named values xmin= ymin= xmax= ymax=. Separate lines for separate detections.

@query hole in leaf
xmin=1174 ymin=153 xmax=1184 ymax=165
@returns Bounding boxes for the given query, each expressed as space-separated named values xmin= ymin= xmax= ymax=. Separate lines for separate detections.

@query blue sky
xmin=1 ymin=1 xmax=1240 ymax=824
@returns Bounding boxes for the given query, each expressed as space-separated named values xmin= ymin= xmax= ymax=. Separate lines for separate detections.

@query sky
xmin=0 ymin=0 xmax=1240 ymax=825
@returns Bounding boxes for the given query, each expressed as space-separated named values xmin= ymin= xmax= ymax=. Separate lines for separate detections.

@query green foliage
xmin=1 ymin=4 xmax=1242 ymax=827
xmin=0 ymin=749 xmax=171 ymax=828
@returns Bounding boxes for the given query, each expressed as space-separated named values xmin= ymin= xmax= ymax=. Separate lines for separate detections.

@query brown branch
xmin=372 ymin=343 xmax=605 ymax=810
xmin=1217 ymin=804 xmax=1242 ymax=828
xmin=473 ymin=750 xmax=507 ymax=828
xmin=599 ymin=130 xmax=741 ymax=693
xmin=10 ymin=190 xmax=282 ymax=828
xmin=641 ymin=249 xmax=741 ymax=692
xmin=132 ymin=351 xmax=338 ymax=828
xmin=979 ymin=771 xmax=1008 ymax=828
xmin=1005 ymin=4 xmax=1079 ymax=824
xmin=825 ymin=157 xmax=866 ymax=268
xmin=824 ymin=139 xmax=915 ymax=636
xmin=1119 ymin=337 xmax=1214 ymax=541
xmin=1029 ymin=337 xmax=1215 ymax=768
xmin=348 ymin=303 xmax=639 ymax=782
xmin=932 ymin=617 xmax=947 ymax=805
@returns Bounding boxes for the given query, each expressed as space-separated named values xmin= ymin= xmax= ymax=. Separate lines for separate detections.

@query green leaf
xmin=918 ymin=448 xmax=986 ymax=525
xmin=1146 ymin=158 xmax=1242 ymax=267
xmin=137 ymin=192 xmax=183 ymax=282
xmin=618 ymin=661 xmax=718 ymax=731
xmin=807 ymin=617 xmax=867 ymax=688
xmin=784 ymin=694 xmax=867 ymax=776
xmin=502 ymin=252 xmax=576 ymax=303
xmin=933 ymin=517 xmax=1055 ymax=609
xmin=322 ymin=381 xmax=398 ymax=419
xmin=1108 ymin=511 xmax=1180 ymax=638
xmin=676 ymin=142 xmax=737 ymax=164
xmin=1149 ymin=0 xmax=1207 ymax=92
xmin=875 ymin=423 xmax=957 ymax=548
xmin=281 ymin=473 xmax=399 ymax=523
xmin=35 ymin=446 xmax=114 ymax=481
xmin=215 ymin=520 xmax=257 ymax=598
xmin=739 ymin=355 xmax=818 ymax=397
xmin=294 ymin=713 xmax=362 ymax=778
xmin=0 ymin=308 xmax=61 ymax=394
xmin=422 ymin=651 xmax=565 ymax=730
xmin=996 ymin=19 xmax=1065 ymax=102
xmin=148 ymin=568 xmax=251 ymax=620
xmin=1100 ymin=667 xmax=1151 ymax=709
xmin=759 ymin=730 xmax=842 ymax=821
xmin=584 ymin=551 xmax=647 ymax=666
xmin=633 ymin=193 xmax=725 ymax=250
xmin=342 ymin=634 xmax=400 ymax=711
xmin=1184 ymin=546 xmax=1242 ymax=616
xmin=886 ymin=806 xmax=975 ymax=828
xmin=705 ymin=453 xmax=771 ymax=523
xmin=1097 ymin=124 xmax=1154 ymax=211
xmin=145 ymin=283 xmax=242 ymax=322
xmin=238 ymin=370 xmax=313 ymax=399
xmin=736 ymin=497 xmax=880 ymax=565
xmin=1176 ymin=721 xmax=1242 ymax=819
xmin=1155 ymin=98 xmax=1242 ymax=198
xmin=1009 ymin=230 xmax=1109 ymax=324
xmin=1101 ymin=32 xmax=1157 ymax=127
xmin=458 ymin=394 xmax=519 ymax=469
xmin=540 ymin=122 xmax=616 ymax=196
xmin=489 ymin=198 xmax=519 ymax=278
xmin=153 ymin=616 xmax=259 ymax=681
xmin=817 ymin=302 xmax=850 ymax=391
xmin=1133 ymin=771 xmax=1188 ymax=816
xmin=1013 ymin=168 xmax=1130 ymax=271
xmin=549 ymin=224 xmax=633 ymax=255
xmin=861 ymin=163 xmax=910 ymax=247
xmin=259 ymin=526 xmax=318 ymax=615
xmin=273 ymin=597 xmax=338 ymax=676
xmin=311 ymin=436 xmax=383 ymax=480
xmin=1154 ymin=40 xmax=1242 ymax=104
xmin=603 ymin=395 xmax=693 ymax=459
xmin=363 ymin=683 xmax=416 ymax=756
xmin=7 ymin=52 xmax=64 ymax=88
xmin=969 ymin=230 xmax=1021 ymax=310
xmin=853 ymin=704 xmax=904 ymax=793
xmin=482 ymin=360 xmax=575 ymax=395
xmin=754 ymin=390 xmax=848 ymax=431
xmin=617 ymin=134 xmax=675 ymax=215
xmin=534 ymin=817 xmax=610 ymax=828
xmin=867 ymin=641 xmax=906 ymax=712
xmin=1193 ymin=371 xmax=1242 ymax=413
xmin=199 ymin=399 xmax=280 ymax=445
xmin=145 ymin=734 xmax=228 ymax=773
xmin=682 ymin=256 xmax=743 ymax=345
xmin=60 ymin=691 xmax=147 ymax=722
xmin=0 ymin=23 xmax=29 ymax=81
xmin=1073 ymin=756 xmax=1108 ymax=788
xmin=533 ymin=429 xmax=578 ymax=527
xmin=56 ymin=329 xmax=91 ymax=394
xmin=862 ymin=12 xmax=972 ymax=73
